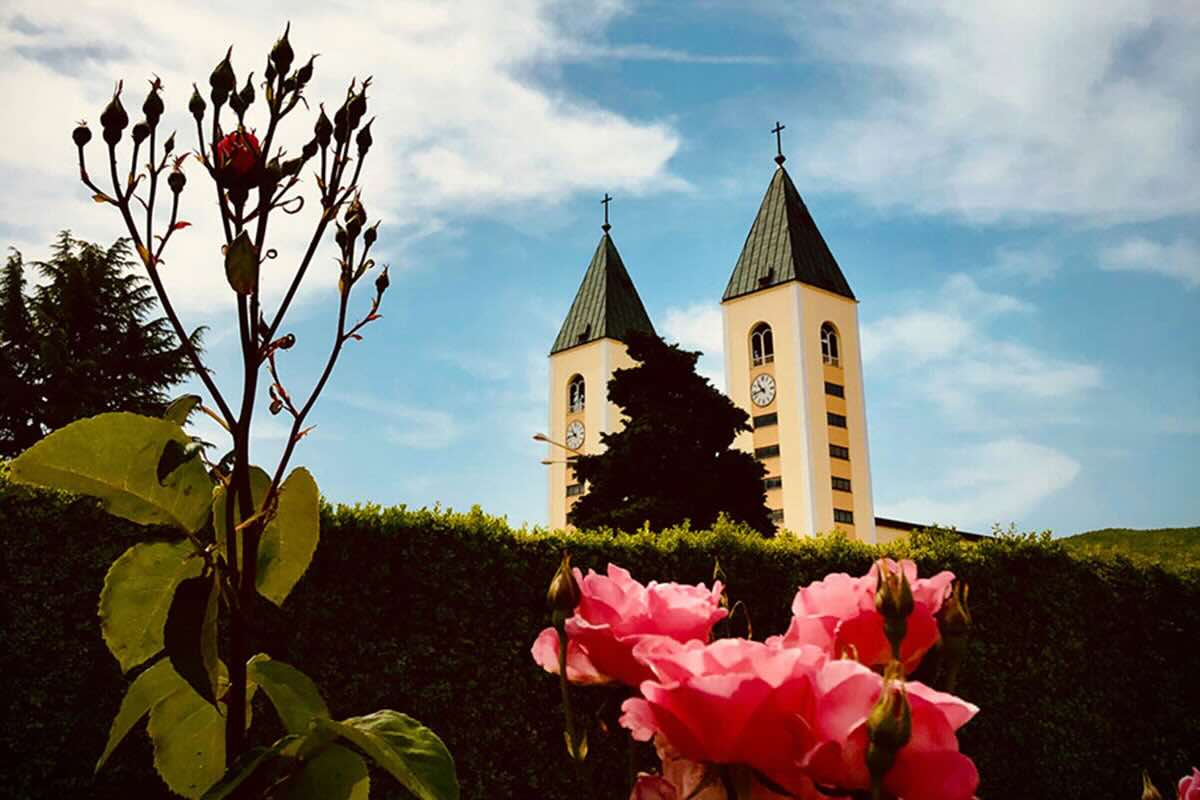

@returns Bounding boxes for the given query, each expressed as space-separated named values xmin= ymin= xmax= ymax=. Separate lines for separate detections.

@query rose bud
xmin=264 ymin=61 xmax=276 ymax=84
xmin=875 ymin=559 xmax=914 ymax=660
xmin=547 ymin=552 xmax=581 ymax=622
xmin=363 ymin=221 xmax=379 ymax=249
xmin=270 ymin=23 xmax=294 ymax=75
xmin=162 ymin=132 xmax=175 ymax=156
xmin=314 ymin=106 xmax=332 ymax=147
xmin=100 ymin=87 xmax=129 ymax=140
xmin=301 ymin=138 xmax=319 ymax=160
xmin=347 ymin=89 xmax=367 ymax=127
xmin=143 ymin=78 xmax=165 ymax=128
xmin=215 ymin=130 xmax=262 ymax=185
xmin=296 ymin=54 xmax=316 ymax=86
xmin=334 ymin=225 xmax=347 ymax=250
xmin=167 ymin=169 xmax=186 ymax=194
xmin=333 ymin=104 xmax=349 ymax=143
xmin=209 ymin=47 xmax=236 ymax=105
xmin=356 ymin=118 xmax=373 ymax=156
xmin=375 ymin=265 xmax=389 ymax=294
xmin=238 ymin=73 xmax=255 ymax=110
xmin=131 ymin=121 xmax=150 ymax=145
xmin=72 ymin=122 xmax=92 ymax=148
xmin=866 ymin=664 xmax=912 ymax=794
xmin=188 ymin=84 xmax=206 ymax=121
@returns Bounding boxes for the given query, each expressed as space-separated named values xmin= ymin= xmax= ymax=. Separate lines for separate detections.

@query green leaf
xmin=158 ymin=438 xmax=205 ymax=485
xmin=213 ymin=466 xmax=321 ymax=605
xmin=287 ymin=744 xmax=369 ymax=800
xmin=101 ymin=540 xmax=203 ymax=672
xmin=164 ymin=394 xmax=203 ymax=426
xmin=97 ymin=659 xmax=183 ymax=772
xmin=164 ymin=575 xmax=220 ymax=706
xmin=314 ymin=711 xmax=458 ymax=800
xmin=225 ymin=230 xmax=259 ymax=294
xmin=247 ymin=654 xmax=330 ymax=734
xmin=9 ymin=412 xmax=214 ymax=531
xmin=199 ymin=735 xmax=301 ymax=800
xmin=257 ymin=467 xmax=320 ymax=605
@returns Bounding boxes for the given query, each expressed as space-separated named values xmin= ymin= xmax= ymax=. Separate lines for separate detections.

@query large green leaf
xmin=287 ymin=744 xmax=369 ymax=800
xmin=213 ymin=466 xmax=320 ymax=606
xmin=163 ymin=394 xmax=203 ymax=426
xmin=225 ymin=230 xmax=259 ymax=295
xmin=199 ymin=736 xmax=300 ymax=800
xmin=9 ymin=412 xmax=214 ymax=531
xmin=257 ymin=467 xmax=320 ymax=606
xmin=315 ymin=711 xmax=458 ymax=800
xmin=101 ymin=540 xmax=203 ymax=672
xmin=96 ymin=658 xmax=182 ymax=772
xmin=247 ymin=654 xmax=330 ymax=734
xmin=164 ymin=575 xmax=220 ymax=706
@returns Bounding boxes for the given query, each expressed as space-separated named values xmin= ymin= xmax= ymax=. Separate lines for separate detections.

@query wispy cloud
xmin=881 ymin=438 xmax=1080 ymax=530
xmin=772 ymin=1 xmax=1200 ymax=222
xmin=568 ymin=43 xmax=775 ymax=65
xmin=1099 ymin=236 xmax=1200 ymax=289
xmin=333 ymin=392 xmax=460 ymax=450
xmin=989 ymin=247 xmax=1061 ymax=286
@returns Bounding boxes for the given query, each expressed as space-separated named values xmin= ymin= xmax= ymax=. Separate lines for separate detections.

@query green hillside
xmin=1061 ymin=526 xmax=1200 ymax=571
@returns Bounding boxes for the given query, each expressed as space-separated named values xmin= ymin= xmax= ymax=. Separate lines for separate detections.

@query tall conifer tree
xmin=567 ymin=332 xmax=773 ymax=535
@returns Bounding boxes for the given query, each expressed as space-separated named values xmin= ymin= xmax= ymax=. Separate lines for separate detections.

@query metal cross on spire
xmin=601 ymin=192 xmax=613 ymax=233
xmin=772 ymin=121 xmax=786 ymax=165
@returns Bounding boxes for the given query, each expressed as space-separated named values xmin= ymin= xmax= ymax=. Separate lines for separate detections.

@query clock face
xmin=565 ymin=420 xmax=585 ymax=450
xmin=750 ymin=373 xmax=777 ymax=407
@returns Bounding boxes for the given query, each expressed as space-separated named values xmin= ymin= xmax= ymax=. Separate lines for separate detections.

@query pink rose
xmin=532 ymin=564 xmax=727 ymax=686
xmin=772 ymin=559 xmax=954 ymax=672
xmin=620 ymin=638 xmax=826 ymax=797
xmin=801 ymin=659 xmax=979 ymax=800
xmin=630 ymin=736 xmax=807 ymax=800
xmin=1180 ymin=767 xmax=1200 ymax=800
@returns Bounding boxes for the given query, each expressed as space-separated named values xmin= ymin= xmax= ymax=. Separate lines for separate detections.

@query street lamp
xmin=532 ymin=432 xmax=580 ymax=454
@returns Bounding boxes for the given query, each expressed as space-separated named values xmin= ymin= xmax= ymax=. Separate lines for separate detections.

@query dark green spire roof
xmin=551 ymin=233 xmax=655 ymax=355
xmin=722 ymin=166 xmax=855 ymax=302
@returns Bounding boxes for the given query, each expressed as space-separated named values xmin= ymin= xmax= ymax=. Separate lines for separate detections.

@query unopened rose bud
xmin=238 ymin=74 xmax=255 ymax=110
xmin=100 ymin=87 xmax=129 ymax=143
xmin=375 ymin=265 xmax=389 ymax=294
xmin=347 ymin=89 xmax=367 ymax=127
xmin=167 ymin=170 xmax=186 ymax=194
xmin=209 ymin=47 xmax=237 ymax=105
xmin=363 ymin=222 xmax=379 ymax=248
xmin=356 ymin=118 xmax=373 ymax=156
xmin=296 ymin=54 xmax=316 ymax=86
xmin=875 ymin=561 xmax=914 ymax=661
xmin=334 ymin=225 xmax=347 ymax=250
xmin=546 ymin=552 xmax=582 ymax=625
xmin=163 ymin=132 xmax=175 ymax=156
xmin=143 ymin=79 xmax=164 ymax=128
xmin=189 ymin=84 xmax=206 ymax=120
xmin=270 ymin=23 xmax=294 ymax=75
xmin=936 ymin=582 xmax=970 ymax=692
xmin=301 ymin=138 xmax=318 ymax=160
xmin=333 ymin=103 xmax=349 ymax=143
xmin=131 ymin=121 xmax=150 ymax=145
xmin=264 ymin=61 xmax=276 ymax=84
xmin=72 ymin=123 xmax=92 ymax=148
xmin=314 ymin=107 xmax=332 ymax=147
xmin=866 ymin=664 xmax=911 ymax=794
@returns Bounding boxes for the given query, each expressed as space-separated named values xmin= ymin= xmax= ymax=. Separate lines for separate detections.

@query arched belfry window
xmin=821 ymin=322 xmax=840 ymax=367
xmin=751 ymin=323 xmax=774 ymax=367
xmin=567 ymin=375 xmax=585 ymax=413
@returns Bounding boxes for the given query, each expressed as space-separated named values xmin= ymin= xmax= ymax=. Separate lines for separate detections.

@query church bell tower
xmin=720 ymin=125 xmax=876 ymax=541
xmin=546 ymin=198 xmax=655 ymax=529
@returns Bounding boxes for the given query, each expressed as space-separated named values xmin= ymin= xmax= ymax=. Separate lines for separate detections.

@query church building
xmin=545 ymin=132 xmax=918 ymax=543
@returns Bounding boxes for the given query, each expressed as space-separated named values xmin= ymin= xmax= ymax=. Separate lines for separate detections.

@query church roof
xmin=551 ymin=233 xmax=656 ymax=355
xmin=722 ymin=166 xmax=856 ymax=302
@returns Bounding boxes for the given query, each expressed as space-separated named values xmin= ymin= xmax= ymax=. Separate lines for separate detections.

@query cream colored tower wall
xmin=722 ymin=284 xmax=817 ymax=535
xmin=547 ymin=338 xmax=636 ymax=529
xmin=798 ymin=287 xmax=876 ymax=543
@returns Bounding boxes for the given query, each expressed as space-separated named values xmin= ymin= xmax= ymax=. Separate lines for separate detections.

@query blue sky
xmin=3 ymin=1 xmax=1197 ymax=535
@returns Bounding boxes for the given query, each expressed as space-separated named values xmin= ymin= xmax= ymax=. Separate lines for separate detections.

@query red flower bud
xmin=215 ymin=130 xmax=261 ymax=186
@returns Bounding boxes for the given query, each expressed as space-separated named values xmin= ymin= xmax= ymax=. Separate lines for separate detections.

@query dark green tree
xmin=0 ymin=232 xmax=200 ymax=457
xmin=567 ymin=332 xmax=773 ymax=535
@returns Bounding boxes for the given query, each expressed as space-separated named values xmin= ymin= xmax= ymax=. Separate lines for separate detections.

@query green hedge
xmin=2 ymin=474 xmax=1198 ymax=800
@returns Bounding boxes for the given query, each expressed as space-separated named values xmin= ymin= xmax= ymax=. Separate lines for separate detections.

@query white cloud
xmin=990 ymin=247 xmax=1061 ymax=285
xmin=881 ymin=438 xmax=1081 ymax=530
xmin=773 ymin=1 xmax=1200 ymax=222
xmin=863 ymin=273 xmax=1100 ymax=418
xmin=333 ymin=392 xmax=459 ymax=450
xmin=1099 ymin=236 xmax=1200 ymax=289
xmin=0 ymin=1 xmax=684 ymax=315
xmin=661 ymin=303 xmax=725 ymax=387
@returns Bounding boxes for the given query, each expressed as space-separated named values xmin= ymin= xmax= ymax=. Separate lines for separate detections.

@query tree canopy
xmin=567 ymin=332 xmax=773 ymax=535
xmin=0 ymin=232 xmax=200 ymax=457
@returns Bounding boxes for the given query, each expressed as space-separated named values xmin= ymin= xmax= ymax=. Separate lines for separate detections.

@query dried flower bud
xmin=375 ymin=265 xmax=390 ymax=294
xmin=314 ymin=106 xmax=332 ymax=147
xmin=167 ymin=169 xmax=186 ymax=194
xmin=143 ymin=78 xmax=165 ymax=128
xmin=296 ymin=54 xmax=316 ymax=86
xmin=301 ymin=138 xmax=319 ymax=160
xmin=72 ymin=123 xmax=92 ymax=148
xmin=356 ymin=118 xmax=374 ymax=156
xmin=270 ymin=23 xmax=294 ymax=76
xmin=189 ymin=84 xmax=207 ymax=120
xmin=209 ymin=47 xmax=237 ymax=105
xmin=131 ymin=121 xmax=150 ymax=145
